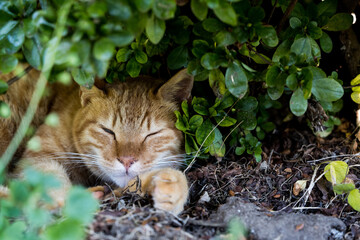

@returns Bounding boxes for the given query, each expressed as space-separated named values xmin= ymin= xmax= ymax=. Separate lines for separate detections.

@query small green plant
xmin=0 ymin=168 xmax=99 ymax=240
xmin=226 ymin=218 xmax=247 ymax=240
xmin=323 ymin=161 xmax=360 ymax=212
xmin=350 ymin=74 xmax=360 ymax=104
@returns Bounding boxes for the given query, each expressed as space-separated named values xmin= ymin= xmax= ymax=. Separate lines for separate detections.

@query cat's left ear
xmin=157 ymin=69 xmax=194 ymax=104
xmin=79 ymin=85 xmax=105 ymax=107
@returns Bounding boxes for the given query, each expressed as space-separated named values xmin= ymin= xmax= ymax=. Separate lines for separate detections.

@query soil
xmin=86 ymin=118 xmax=360 ymax=240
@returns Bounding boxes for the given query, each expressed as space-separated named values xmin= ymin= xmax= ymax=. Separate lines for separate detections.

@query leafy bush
xmin=0 ymin=0 xmax=353 ymax=162
xmin=0 ymin=168 xmax=99 ymax=240
xmin=0 ymin=0 xmax=356 ymax=236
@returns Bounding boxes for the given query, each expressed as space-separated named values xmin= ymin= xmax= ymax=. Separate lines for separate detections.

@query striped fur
xmin=0 ymin=66 xmax=193 ymax=214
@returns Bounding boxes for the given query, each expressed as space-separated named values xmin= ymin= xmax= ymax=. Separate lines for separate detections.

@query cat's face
xmin=73 ymin=70 xmax=193 ymax=187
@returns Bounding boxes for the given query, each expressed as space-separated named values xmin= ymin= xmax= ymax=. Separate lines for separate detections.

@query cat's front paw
xmin=150 ymin=168 xmax=188 ymax=215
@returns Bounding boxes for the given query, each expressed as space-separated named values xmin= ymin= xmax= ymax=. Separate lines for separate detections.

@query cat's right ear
xmin=79 ymin=85 xmax=105 ymax=107
xmin=157 ymin=69 xmax=194 ymax=104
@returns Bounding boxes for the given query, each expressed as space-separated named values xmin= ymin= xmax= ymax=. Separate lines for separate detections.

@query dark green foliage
xmin=0 ymin=0 xmax=353 ymax=187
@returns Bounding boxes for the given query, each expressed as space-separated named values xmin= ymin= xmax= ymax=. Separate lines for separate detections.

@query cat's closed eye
xmin=144 ymin=130 xmax=163 ymax=142
xmin=101 ymin=126 xmax=116 ymax=139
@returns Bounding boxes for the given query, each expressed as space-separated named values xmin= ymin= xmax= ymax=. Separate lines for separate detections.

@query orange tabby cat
xmin=0 ymin=66 xmax=193 ymax=214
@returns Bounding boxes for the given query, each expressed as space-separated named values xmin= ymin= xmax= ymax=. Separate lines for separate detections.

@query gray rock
xmin=212 ymin=197 xmax=346 ymax=240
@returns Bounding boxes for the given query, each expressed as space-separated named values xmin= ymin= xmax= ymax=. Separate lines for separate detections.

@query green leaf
xmin=87 ymin=1 xmax=108 ymax=17
xmin=0 ymin=20 xmax=18 ymax=38
xmin=195 ymin=119 xmax=215 ymax=147
xmin=290 ymin=36 xmax=312 ymax=61
xmin=214 ymin=30 xmax=236 ymax=47
xmin=237 ymin=110 xmax=257 ymax=130
xmin=0 ymin=221 xmax=26 ymax=240
xmin=153 ymin=0 xmax=176 ymax=20
xmin=0 ymin=101 xmax=11 ymax=118
xmin=317 ymin=0 xmax=337 ymax=17
xmin=108 ymin=0 xmax=132 ymax=21
xmin=266 ymin=65 xmax=281 ymax=87
xmin=289 ymin=17 xmax=301 ymax=29
xmin=108 ymin=31 xmax=135 ymax=47
xmin=64 ymin=186 xmax=99 ymax=224
xmin=189 ymin=115 xmax=203 ymax=131
xmin=333 ymin=183 xmax=355 ymax=195
xmin=322 ymin=13 xmax=353 ymax=31
xmin=126 ymin=58 xmax=142 ymax=77
xmin=134 ymin=0 xmax=153 ymax=12
xmin=267 ymin=86 xmax=284 ymax=100
xmin=300 ymin=67 xmax=312 ymax=99
xmin=319 ymin=32 xmax=333 ymax=53
xmin=201 ymin=52 xmax=222 ymax=70
xmin=185 ymin=134 xmax=198 ymax=154
xmin=0 ymin=24 xmax=25 ymax=55
xmin=286 ymin=73 xmax=298 ymax=90
xmin=236 ymin=97 xmax=258 ymax=111
xmin=213 ymin=1 xmax=237 ymax=26
xmin=191 ymin=0 xmax=208 ymax=21
xmin=209 ymin=69 xmax=226 ymax=96
xmin=214 ymin=113 xmax=236 ymax=127
xmin=93 ymin=38 xmax=115 ymax=61
xmin=0 ymin=79 xmax=8 ymax=94
xmin=43 ymin=219 xmax=85 ymax=240
xmin=71 ymin=68 xmax=95 ymax=88
xmin=134 ymin=49 xmax=148 ymax=64
xmin=272 ymin=40 xmax=291 ymax=62
xmin=202 ymin=18 xmax=224 ymax=33
xmin=174 ymin=111 xmax=188 ymax=131
xmin=167 ymin=45 xmax=188 ymax=70
xmin=348 ymin=189 xmax=360 ymax=212
xmin=0 ymin=54 xmax=17 ymax=73
xmin=22 ymin=37 xmax=42 ymax=69
xmin=308 ymin=21 xmax=323 ymax=40
xmin=235 ymin=146 xmax=246 ymax=155
xmin=257 ymin=25 xmax=279 ymax=47
xmin=146 ymin=15 xmax=166 ymax=44
xmin=290 ymin=88 xmax=308 ymax=116
xmin=312 ymin=78 xmax=344 ymax=102
xmin=324 ymin=161 xmax=349 ymax=185
xmin=225 ymin=61 xmax=248 ymax=99
xmin=182 ymin=101 xmax=189 ymax=118
xmin=116 ymin=48 xmax=132 ymax=63
xmin=209 ymin=127 xmax=225 ymax=157
xmin=192 ymin=39 xmax=210 ymax=58
xmin=192 ymin=97 xmax=209 ymax=115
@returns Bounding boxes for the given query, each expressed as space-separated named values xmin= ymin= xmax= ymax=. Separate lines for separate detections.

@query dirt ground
xmin=86 ymin=116 xmax=360 ymax=239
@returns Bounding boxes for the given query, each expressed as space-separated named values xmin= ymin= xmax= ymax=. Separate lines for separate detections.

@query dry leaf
xmin=295 ymin=223 xmax=305 ymax=231
xmin=293 ymin=180 xmax=307 ymax=196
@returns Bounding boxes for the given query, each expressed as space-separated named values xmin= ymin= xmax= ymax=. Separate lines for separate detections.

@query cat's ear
xmin=79 ymin=85 xmax=105 ymax=107
xmin=157 ymin=69 xmax=194 ymax=103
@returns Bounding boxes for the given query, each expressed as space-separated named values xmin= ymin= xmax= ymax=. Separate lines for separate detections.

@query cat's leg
xmin=15 ymin=154 xmax=72 ymax=207
xmin=137 ymin=168 xmax=188 ymax=215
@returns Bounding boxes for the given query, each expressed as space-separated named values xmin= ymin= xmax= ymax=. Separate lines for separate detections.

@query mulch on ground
xmin=87 ymin=119 xmax=360 ymax=239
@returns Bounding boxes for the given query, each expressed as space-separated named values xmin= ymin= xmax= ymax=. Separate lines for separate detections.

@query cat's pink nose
xmin=117 ymin=156 xmax=137 ymax=172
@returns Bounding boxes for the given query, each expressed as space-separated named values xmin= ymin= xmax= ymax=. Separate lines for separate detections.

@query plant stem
xmin=0 ymin=0 xmax=73 ymax=175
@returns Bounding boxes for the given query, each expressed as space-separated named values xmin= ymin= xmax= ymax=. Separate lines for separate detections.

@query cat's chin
xmin=111 ymin=175 xmax=135 ymax=188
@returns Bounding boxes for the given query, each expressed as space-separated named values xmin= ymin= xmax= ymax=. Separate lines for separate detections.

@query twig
xmin=267 ymin=0 xmax=279 ymax=24
xmin=249 ymin=47 xmax=273 ymax=65
xmin=6 ymin=66 xmax=33 ymax=86
xmin=307 ymin=153 xmax=360 ymax=164
xmin=276 ymin=0 xmax=298 ymax=34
